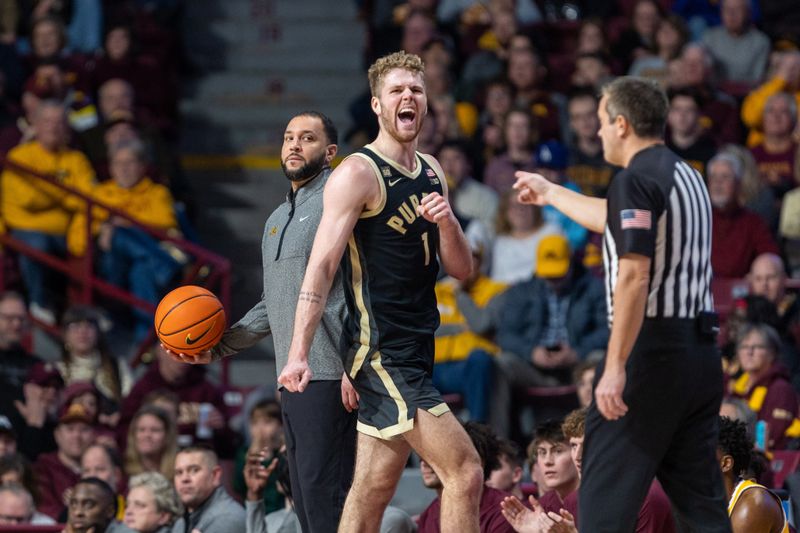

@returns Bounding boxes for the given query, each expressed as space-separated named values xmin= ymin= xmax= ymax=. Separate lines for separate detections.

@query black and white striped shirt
xmin=603 ymin=144 xmax=713 ymax=326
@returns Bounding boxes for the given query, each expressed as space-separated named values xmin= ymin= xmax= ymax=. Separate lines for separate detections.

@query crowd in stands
xmin=0 ymin=0 xmax=187 ymax=334
xmin=358 ymin=0 xmax=799 ymax=528
xmin=0 ymin=0 xmax=799 ymax=531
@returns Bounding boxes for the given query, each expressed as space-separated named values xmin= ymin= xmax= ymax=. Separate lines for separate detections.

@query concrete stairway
xmin=181 ymin=0 xmax=366 ymax=154
xmin=178 ymin=0 xmax=366 ymax=385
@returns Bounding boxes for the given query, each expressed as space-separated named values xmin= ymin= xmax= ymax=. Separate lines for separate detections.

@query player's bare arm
xmin=513 ymin=171 xmax=607 ymax=233
xmin=418 ymin=155 xmax=472 ymax=280
xmin=280 ymin=157 xmax=381 ymax=392
xmin=731 ymin=489 xmax=785 ymax=533
xmin=595 ymin=253 xmax=650 ymax=421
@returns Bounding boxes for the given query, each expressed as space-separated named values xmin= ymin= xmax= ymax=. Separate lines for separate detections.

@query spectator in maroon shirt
xmin=119 ymin=345 xmax=237 ymax=458
xmin=667 ymin=43 xmax=743 ymax=146
xmin=611 ymin=0 xmax=662 ymax=71
xmin=708 ymin=152 xmax=780 ymax=278
xmin=727 ymin=323 xmax=799 ymax=449
xmin=666 ymin=88 xmax=717 ymax=176
xmin=748 ymin=253 xmax=800 ymax=348
xmin=78 ymin=78 xmax=179 ymax=188
xmin=506 ymin=49 xmax=561 ymax=143
xmin=417 ymin=421 xmax=514 ymax=533
xmin=749 ymin=92 xmax=798 ymax=199
xmin=0 ymin=65 xmax=68 ymax=155
xmin=33 ymin=403 xmax=95 ymax=520
xmin=483 ymin=108 xmax=537 ymax=194
xmin=524 ymin=420 xmax=579 ymax=514
xmin=25 ymin=15 xmax=89 ymax=94
xmin=486 ymin=439 xmax=525 ymax=500
xmin=89 ymin=23 xmax=175 ymax=134
xmin=502 ymin=409 xmax=676 ymax=532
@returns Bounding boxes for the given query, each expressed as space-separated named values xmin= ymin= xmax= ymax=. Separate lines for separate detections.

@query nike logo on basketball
xmin=299 ymin=216 xmax=310 ymax=222
xmin=388 ymin=178 xmax=402 ymax=187
xmin=186 ymin=326 xmax=212 ymax=345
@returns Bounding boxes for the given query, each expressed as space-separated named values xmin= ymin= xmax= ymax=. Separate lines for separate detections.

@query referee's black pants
xmin=281 ymin=380 xmax=357 ymax=533
xmin=578 ymin=318 xmax=731 ymax=532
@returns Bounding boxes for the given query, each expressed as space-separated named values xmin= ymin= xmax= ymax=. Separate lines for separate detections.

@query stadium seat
xmin=522 ymin=385 xmax=579 ymax=409
xmin=711 ymin=278 xmax=748 ymax=317
xmin=771 ymin=450 xmax=800 ymax=489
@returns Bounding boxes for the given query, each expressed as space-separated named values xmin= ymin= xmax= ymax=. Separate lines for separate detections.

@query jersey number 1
xmin=421 ymin=231 xmax=430 ymax=266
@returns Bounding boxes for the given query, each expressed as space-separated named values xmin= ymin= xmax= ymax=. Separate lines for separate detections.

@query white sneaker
xmin=29 ymin=303 xmax=56 ymax=326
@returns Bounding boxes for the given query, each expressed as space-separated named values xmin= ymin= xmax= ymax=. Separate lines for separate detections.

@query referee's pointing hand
xmin=595 ymin=366 xmax=629 ymax=420
xmin=512 ymin=171 xmax=552 ymax=206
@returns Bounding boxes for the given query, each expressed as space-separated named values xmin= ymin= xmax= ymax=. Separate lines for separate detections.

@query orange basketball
xmin=155 ymin=285 xmax=226 ymax=355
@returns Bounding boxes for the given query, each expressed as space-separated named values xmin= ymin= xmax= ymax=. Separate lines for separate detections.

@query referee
xmin=513 ymin=77 xmax=730 ymax=531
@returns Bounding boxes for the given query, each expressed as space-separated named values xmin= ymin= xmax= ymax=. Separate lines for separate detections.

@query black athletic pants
xmin=281 ymin=380 xmax=357 ymax=533
xmin=578 ymin=318 xmax=732 ymax=532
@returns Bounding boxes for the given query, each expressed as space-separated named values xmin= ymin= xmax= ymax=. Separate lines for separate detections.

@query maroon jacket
xmin=33 ymin=452 xmax=80 ymax=520
xmin=542 ymin=481 xmax=675 ymax=532
xmin=89 ymin=55 xmax=176 ymax=129
xmin=417 ymin=486 xmax=514 ymax=533
xmin=119 ymin=363 xmax=237 ymax=457
xmin=729 ymin=362 xmax=799 ymax=449
xmin=711 ymin=205 xmax=779 ymax=278
xmin=751 ymin=142 xmax=798 ymax=198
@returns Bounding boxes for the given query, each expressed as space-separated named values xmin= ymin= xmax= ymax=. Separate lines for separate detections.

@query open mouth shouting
xmin=398 ymin=107 xmax=417 ymax=126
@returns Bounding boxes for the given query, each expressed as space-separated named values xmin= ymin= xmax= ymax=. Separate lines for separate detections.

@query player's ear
xmin=371 ymin=96 xmax=381 ymax=115
xmin=720 ymin=453 xmax=733 ymax=474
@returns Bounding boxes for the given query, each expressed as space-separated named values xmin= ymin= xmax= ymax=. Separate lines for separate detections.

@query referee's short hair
xmin=601 ymin=76 xmax=668 ymax=139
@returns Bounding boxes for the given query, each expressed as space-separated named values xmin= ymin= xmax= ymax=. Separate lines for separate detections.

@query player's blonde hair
xmin=367 ymin=51 xmax=425 ymax=96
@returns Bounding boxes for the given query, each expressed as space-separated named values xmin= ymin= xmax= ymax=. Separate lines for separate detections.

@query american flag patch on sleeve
xmin=620 ymin=209 xmax=652 ymax=230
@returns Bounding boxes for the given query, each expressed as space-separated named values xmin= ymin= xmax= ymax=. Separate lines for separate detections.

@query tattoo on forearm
xmin=299 ymin=291 xmax=322 ymax=304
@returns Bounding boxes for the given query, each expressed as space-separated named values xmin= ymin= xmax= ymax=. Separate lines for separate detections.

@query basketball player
xmin=167 ymin=112 xmax=358 ymax=533
xmin=280 ymin=51 xmax=484 ymax=532
xmin=513 ymin=77 xmax=731 ymax=531
xmin=718 ymin=416 xmax=788 ymax=532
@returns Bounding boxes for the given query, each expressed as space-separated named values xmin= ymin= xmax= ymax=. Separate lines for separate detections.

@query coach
xmin=513 ymin=77 xmax=730 ymax=531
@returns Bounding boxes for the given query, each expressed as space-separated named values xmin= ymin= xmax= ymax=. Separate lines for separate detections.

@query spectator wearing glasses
xmin=727 ymin=323 xmax=799 ymax=449
xmin=0 ymin=291 xmax=42 ymax=416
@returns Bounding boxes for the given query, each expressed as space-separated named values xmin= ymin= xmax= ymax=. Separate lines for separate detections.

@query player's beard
xmin=380 ymin=109 xmax=423 ymax=144
xmin=281 ymin=152 xmax=327 ymax=182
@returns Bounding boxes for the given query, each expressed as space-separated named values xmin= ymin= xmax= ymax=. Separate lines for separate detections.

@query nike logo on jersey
xmin=298 ymin=216 xmax=310 ymax=222
xmin=388 ymin=178 xmax=402 ymax=187
xmin=186 ymin=326 xmax=213 ymax=345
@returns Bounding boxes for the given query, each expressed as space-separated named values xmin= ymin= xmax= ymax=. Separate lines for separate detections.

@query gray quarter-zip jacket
xmin=211 ymin=169 xmax=346 ymax=381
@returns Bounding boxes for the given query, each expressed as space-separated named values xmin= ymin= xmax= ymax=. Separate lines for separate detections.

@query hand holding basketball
xmin=162 ymin=346 xmax=214 ymax=365
xmin=155 ymin=286 xmax=226 ymax=358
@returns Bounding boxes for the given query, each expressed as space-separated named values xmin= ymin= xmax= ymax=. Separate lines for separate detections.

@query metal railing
xmin=0 ymin=155 xmax=233 ymax=382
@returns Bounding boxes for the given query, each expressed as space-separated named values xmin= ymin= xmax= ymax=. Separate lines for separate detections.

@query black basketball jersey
xmin=340 ymin=144 xmax=443 ymax=352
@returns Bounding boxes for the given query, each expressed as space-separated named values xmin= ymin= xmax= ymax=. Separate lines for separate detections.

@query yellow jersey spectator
xmin=0 ymin=100 xmax=95 ymax=324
